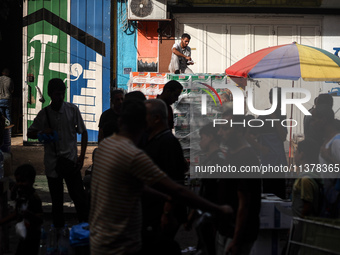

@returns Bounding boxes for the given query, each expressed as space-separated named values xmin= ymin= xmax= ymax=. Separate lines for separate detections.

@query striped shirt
xmin=90 ymin=134 xmax=166 ymax=255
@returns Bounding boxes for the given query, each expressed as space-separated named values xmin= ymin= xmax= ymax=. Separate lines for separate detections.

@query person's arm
xmin=226 ymin=189 xmax=252 ymax=255
xmin=27 ymin=109 xmax=54 ymax=139
xmin=301 ymin=201 xmax=313 ymax=218
xmin=98 ymin=128 xmax=104 ymax=144
xmin=76 ymin=129 xmax=88 ymax=171
xmin=10 ymin=79 xmax=14 ymax=94
xmin=27 ymin=129 xmax=39 ymax=139
xmin=97 ymin=111 xmax=106 ymax=143
xmin=0 ymin=115 xmax=5 ymax=146
xmin=172 ymin=47 xmax=191 ymax=62
xmin=23 ymin=208 xmax=43 ymax=225
xmin=300 ymin=177 xmax=317 ymax=217
xmin=152 ymin=177 xmax=232 ymax=216
xmin=143 ymin=185 xmax=171 ymax=202
xmin=0 ymin=211 xmax=17 ymax=226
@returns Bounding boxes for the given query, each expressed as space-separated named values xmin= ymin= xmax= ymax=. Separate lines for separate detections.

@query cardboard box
xmin=260 ymin=197 xmax=292 ymax=229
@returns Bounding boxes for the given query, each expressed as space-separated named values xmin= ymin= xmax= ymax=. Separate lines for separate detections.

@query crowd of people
xmin=1 ymin=76 xmax=340 ymax=255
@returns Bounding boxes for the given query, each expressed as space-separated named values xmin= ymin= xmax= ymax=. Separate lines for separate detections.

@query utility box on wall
xmin=22 ymin=0 xmax=111 ymax=143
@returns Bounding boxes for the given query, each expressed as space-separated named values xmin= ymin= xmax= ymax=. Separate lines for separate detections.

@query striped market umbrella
xmin=225 ymin=42 xmax=340 ymax=164
xmin=225 ymin=42 xmax=340 ymax=81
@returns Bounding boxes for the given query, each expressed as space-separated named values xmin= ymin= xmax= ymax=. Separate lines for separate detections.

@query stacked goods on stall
xmin=168 ymin=73 xmax=230 ymax=142
xmin=168 ymin=74 xmax=239 ymax=188
xmin=129 ymin=72 xmax=167 ymax=99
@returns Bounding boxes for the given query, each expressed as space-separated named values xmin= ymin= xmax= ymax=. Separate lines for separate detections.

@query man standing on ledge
xmin=168 ymin=33 xmax=194 ymax=74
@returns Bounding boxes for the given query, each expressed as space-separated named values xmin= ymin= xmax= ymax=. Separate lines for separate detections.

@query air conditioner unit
xmin=128 ymin=0 xmax=167 ymax=20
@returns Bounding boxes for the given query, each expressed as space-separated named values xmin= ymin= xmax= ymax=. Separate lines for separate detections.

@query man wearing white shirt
xmin=168 ymin=33 xmax=194 ymax=74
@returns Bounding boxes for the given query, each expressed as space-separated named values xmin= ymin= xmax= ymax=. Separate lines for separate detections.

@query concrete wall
xmin=322 ymin=15 xmax=340 ymax=54
xmin=321 ymin=15 xmax=340 ymax=94
xmin=117 ymin=1 xmax=137 ymax=90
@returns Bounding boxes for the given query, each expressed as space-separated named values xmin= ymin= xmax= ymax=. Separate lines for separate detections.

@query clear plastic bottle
xmin=39 ymin=225 xmax=47 ymax=255
xmin=58 ymin=224 xmax=70 ymax=255
xmin=46 ymin=224 xmax=57 ymax=255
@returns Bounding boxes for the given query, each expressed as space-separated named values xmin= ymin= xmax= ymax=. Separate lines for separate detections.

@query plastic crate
xmin=212 ymin=75 xmax=228 ymax=88
xmin=191 ymin=74 xmax=211 ymax=81
xmin=150 ymin=72 xmax=167 ymax=84
xmin=167 ymin=73 xmax=191 ymax=81
xmin=130 ymin=72 xmax=151 ymax=83
xmin=130 ymin=83 xmax=146 ymax=93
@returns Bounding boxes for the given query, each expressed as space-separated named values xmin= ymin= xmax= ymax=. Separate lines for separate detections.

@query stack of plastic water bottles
xmin=40 ymin=224 xmax=70 ymax=255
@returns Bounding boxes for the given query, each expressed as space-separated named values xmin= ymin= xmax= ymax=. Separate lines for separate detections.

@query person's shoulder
xmin=329 ymin=133 xmax=340 ymax=148
xmin=158 ymin=129 xmax=176 ymax=140
xmin=63 ymin=101 xmax=77 ymax=108
xmin=107 ymin=135 xmax=141 ymax=153
xmin=68 ymin=102 xmax=79 ymax=107
xmin=0 ymin=75 xmax=9 ymax=81
xmin=300 ymin=176 xmax=318 ymax=189
xmin=63 ymin=102 xmax=82 ymax=113
xmin=102 ymin=108 xmax=116 ymax=117
xmin=36 ymin=105 xmax=50 ymax=117
xmin=102 ymin=107 xmax=113 ymax=114
xmin=155 ymin=130 xmax=181 ymax=146
xmin=186 ymin=45 xmax=191 ymax=51
xmin=172 ymin=41 xmax=180 ymax=48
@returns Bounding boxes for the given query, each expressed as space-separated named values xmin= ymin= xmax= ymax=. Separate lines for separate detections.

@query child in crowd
xmin=0 ymin=164 xmax=43 ymax=255
xmin=287 ymin=139 xmax=323 ymax=255
xmin=292 ymin=139 xmax=323 ymax=218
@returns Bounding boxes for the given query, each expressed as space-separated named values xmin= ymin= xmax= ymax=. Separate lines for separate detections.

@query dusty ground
xmin=10 ymin=134 xmax=96 ymax=208
xmin=1 ymin=135 xmax=98 ymax=254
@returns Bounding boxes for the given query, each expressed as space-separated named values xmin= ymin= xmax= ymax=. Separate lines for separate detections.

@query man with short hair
xmin=168 ymin=33 xmax=194 ymax=74
xmin=304 ymin=93 xmax=334 ymax=149
xmin=90 ymin=99 xmax=232 ymax=255
xmin=142 ymin=99 xmax=188 ymax=241
xmin=0 ymin=68 xmax=14 ymax=122
xmin=157 ymin=80 xmax=183 ymax=129
xmin=27 ymin=78 xmax=89 ymax=228
xmin=98 ymin=89 xmax=124 ymax=143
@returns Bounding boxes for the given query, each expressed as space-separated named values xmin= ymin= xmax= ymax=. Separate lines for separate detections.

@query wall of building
xmin=322 ymin=15 xmax=340 ymax=53
xmin=158 ymin=20 xmax=175 ymax=73
xmin=116 ymin=1 xmax=137 ymax=90
xmin=116 ymin=1 xmax=340 ymax=90
xmin=23 ymin=0 xmax=111 ymax=142
xmin=116 ymin=3 xmax=175 ymax=88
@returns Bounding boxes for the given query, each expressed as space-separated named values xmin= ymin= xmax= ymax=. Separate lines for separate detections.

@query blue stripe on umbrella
xmin=249 ymin=44 xmax=301 ymax=80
